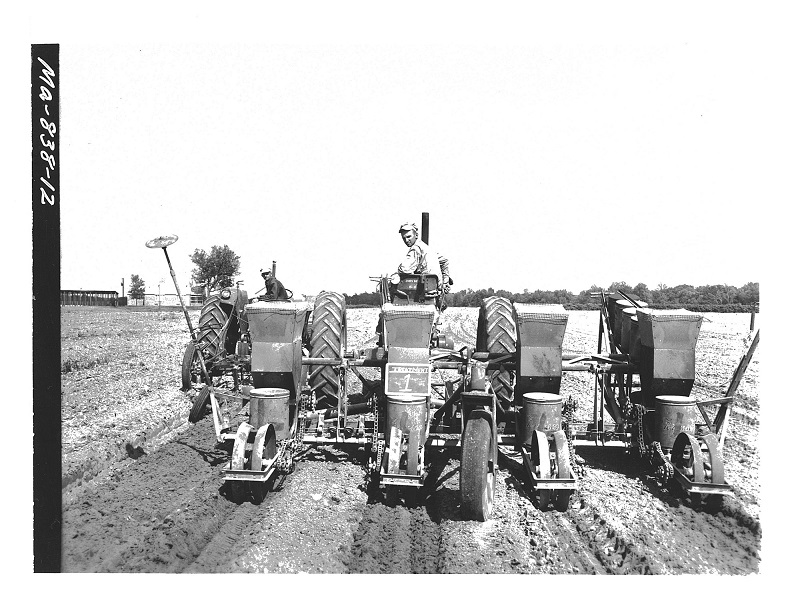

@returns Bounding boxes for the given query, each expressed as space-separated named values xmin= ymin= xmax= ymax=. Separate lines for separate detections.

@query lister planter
xmin=149 ymin=217 xmax=756 ymax=519
xmin=296 ymin=278 xmax=579 ymax=519
xmin=564 ymin=291 xmax=760 ymax=510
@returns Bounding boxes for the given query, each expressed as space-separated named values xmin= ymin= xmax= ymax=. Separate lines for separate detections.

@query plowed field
xmin=60 ymin=306 xmax=761 ymax=573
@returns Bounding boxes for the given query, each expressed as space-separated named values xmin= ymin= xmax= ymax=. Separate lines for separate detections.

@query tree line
xmin=346 ymin=281 xmax=759 ymax=312
xmin=126 ymin=241 xmax=758 ymax=314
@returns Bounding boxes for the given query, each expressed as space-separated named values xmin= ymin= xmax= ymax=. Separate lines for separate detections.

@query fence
xmin=61 ymin=290 xmax=207 ymax=307
xmin=61 ymin=290 xmax=119 ymax=306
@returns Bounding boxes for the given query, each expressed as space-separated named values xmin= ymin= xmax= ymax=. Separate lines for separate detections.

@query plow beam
xmin=714 ymin=329 xmax=759 ymax=448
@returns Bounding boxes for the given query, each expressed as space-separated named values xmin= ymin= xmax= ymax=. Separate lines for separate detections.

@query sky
xmin=32 ymin=3 xmax=783 ymax=300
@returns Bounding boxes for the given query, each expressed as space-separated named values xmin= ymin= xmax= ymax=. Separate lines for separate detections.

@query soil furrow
xmin=345 ymin=502 xmax=416 ymax=573
xmin=541 ymin=495 xmax=652 ymax=574
xmin=61 ymin=308 xmax=760 ymax=573
xmin=62 ymin=416 xmax=238 ymax=572
xmin=183 ymin=502 xmax=267 ymax=573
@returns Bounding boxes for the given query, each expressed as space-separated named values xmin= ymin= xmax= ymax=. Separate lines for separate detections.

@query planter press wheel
xmin=552 ymin=430 xmax=572 ymax=512
xmin=249 ymin=424 xmax=277 ymax=504
xmin=228 ymin=423 xmax=254 ymax=503
xmin=460 ymin=416 xmax=495 ymax=521
xmin=531 ymin=431 xmax=552 ymax=510
xmin=188 ymin=385 xmax=211 ymax=423
xmin=700 ymin=433 xmax=726 ymax=512
xmin=671 ymin=432 xmax=725 ymax=510
xmin=308 ymin=291 xmax=347 ymax=409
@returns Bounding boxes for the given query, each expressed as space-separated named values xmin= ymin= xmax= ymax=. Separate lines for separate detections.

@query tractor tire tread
xmin=477 ymin=296 xmax=516 ymax=410
xmin=308 ymin=291 xmax=346 ymax=407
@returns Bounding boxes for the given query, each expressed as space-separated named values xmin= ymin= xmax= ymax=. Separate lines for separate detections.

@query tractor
xmin=180 ymin=263 xmax=305 ymax=424
xmin=165 ymin=214 xmax=575 ymax=518
xmin=149 ymin=216 xmax=757 ymax=518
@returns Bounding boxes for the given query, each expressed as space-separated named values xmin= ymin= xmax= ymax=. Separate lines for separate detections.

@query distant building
xmin=143 ymin=293 xmax=203 ymax=307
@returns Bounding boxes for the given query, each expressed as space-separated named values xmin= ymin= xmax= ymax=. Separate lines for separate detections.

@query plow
xmin=147 ymin=214 xmax=758 ymax=520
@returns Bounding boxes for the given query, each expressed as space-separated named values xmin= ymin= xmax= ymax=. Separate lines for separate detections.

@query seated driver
xmin=397 ymin=222 xmax=452 ymax=305
xmin=260 ymin=268 xmax=289 ymax=301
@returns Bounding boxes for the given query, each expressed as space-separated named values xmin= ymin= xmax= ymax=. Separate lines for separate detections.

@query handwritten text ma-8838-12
xmin=36 ymin=56 xmax=57 ymax=206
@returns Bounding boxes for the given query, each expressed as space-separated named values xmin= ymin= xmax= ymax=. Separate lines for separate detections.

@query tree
xmin=737 ymin=282 xmax=759 ymax=305
xmin=632 ymin=282 xmax=652 ymax=303
xmin=129 ymin=274 xmax=145 ymax=306
xmin=190 ymin=245 xmax=241 ymax=292
xmin=608 ymin=281 xmax=634 ymax=295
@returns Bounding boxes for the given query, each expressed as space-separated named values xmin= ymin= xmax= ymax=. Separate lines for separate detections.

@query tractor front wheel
xmin=461 ymin=416 xmax=495 ymax=521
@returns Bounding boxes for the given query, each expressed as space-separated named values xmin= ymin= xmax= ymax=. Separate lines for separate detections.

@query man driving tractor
xmin=260 ymin=267 xmax=289 ymax=301
xmin=397 ymin=221 xmax=452 ymax=304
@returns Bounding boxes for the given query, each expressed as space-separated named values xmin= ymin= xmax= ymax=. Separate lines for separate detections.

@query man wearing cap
xmin=397 ymin=222 xmax=452 ymax=296
xmin=260 ymin=268 xmax=289 ymax=301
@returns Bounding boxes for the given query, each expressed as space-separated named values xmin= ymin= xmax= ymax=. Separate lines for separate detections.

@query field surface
xmin=60 ymin=306 xmax=761 ymax=573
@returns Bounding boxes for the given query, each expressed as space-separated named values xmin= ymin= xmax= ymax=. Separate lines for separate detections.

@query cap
xmin=260 ymin=268 xmax=271 ymax=275
xmin=398 ymin=222 xmax=417 ymax=233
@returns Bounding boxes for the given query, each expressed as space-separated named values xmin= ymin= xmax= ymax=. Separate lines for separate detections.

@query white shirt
xmin=398 ymin=239 xmax=443 ymax=284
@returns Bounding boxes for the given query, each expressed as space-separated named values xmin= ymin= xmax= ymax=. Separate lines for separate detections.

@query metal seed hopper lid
xmin=382 ymin=303 xmax=436 ymax=318
xmin=246 ymin=301 xmax=312 ymax=315
xmin=514 ymin=303 xmax=568 ymax=324
xmin=523 ymin=392 xmax=563 ymax=403
xmin=655 ymin=394 xmax=696 ymax=404
xmin=616 ymin=299 xmax=648 ymax=309
xmin=636 ymin=307 xmax=702 ymax=322
xmin=386 ymin=394 xmax=427 ymax=402
xmin=250 ymin=387 xmax=291 ymax=399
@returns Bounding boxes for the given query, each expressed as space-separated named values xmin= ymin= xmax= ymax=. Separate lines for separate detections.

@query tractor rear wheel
xmin=181 ymin=296 xmax=233 ymax=390
xmin=198 ymin=297 xmax=228 ymax=351
xmin=195 ymin=296 xmax=230 ymax=366
xmin=461 ymin=416 xmax=495 ymax=521
xmin=308 ymin=292 xmax=347 ymax=408
xmin=476 ymin=296 xmax=516 ymax=411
